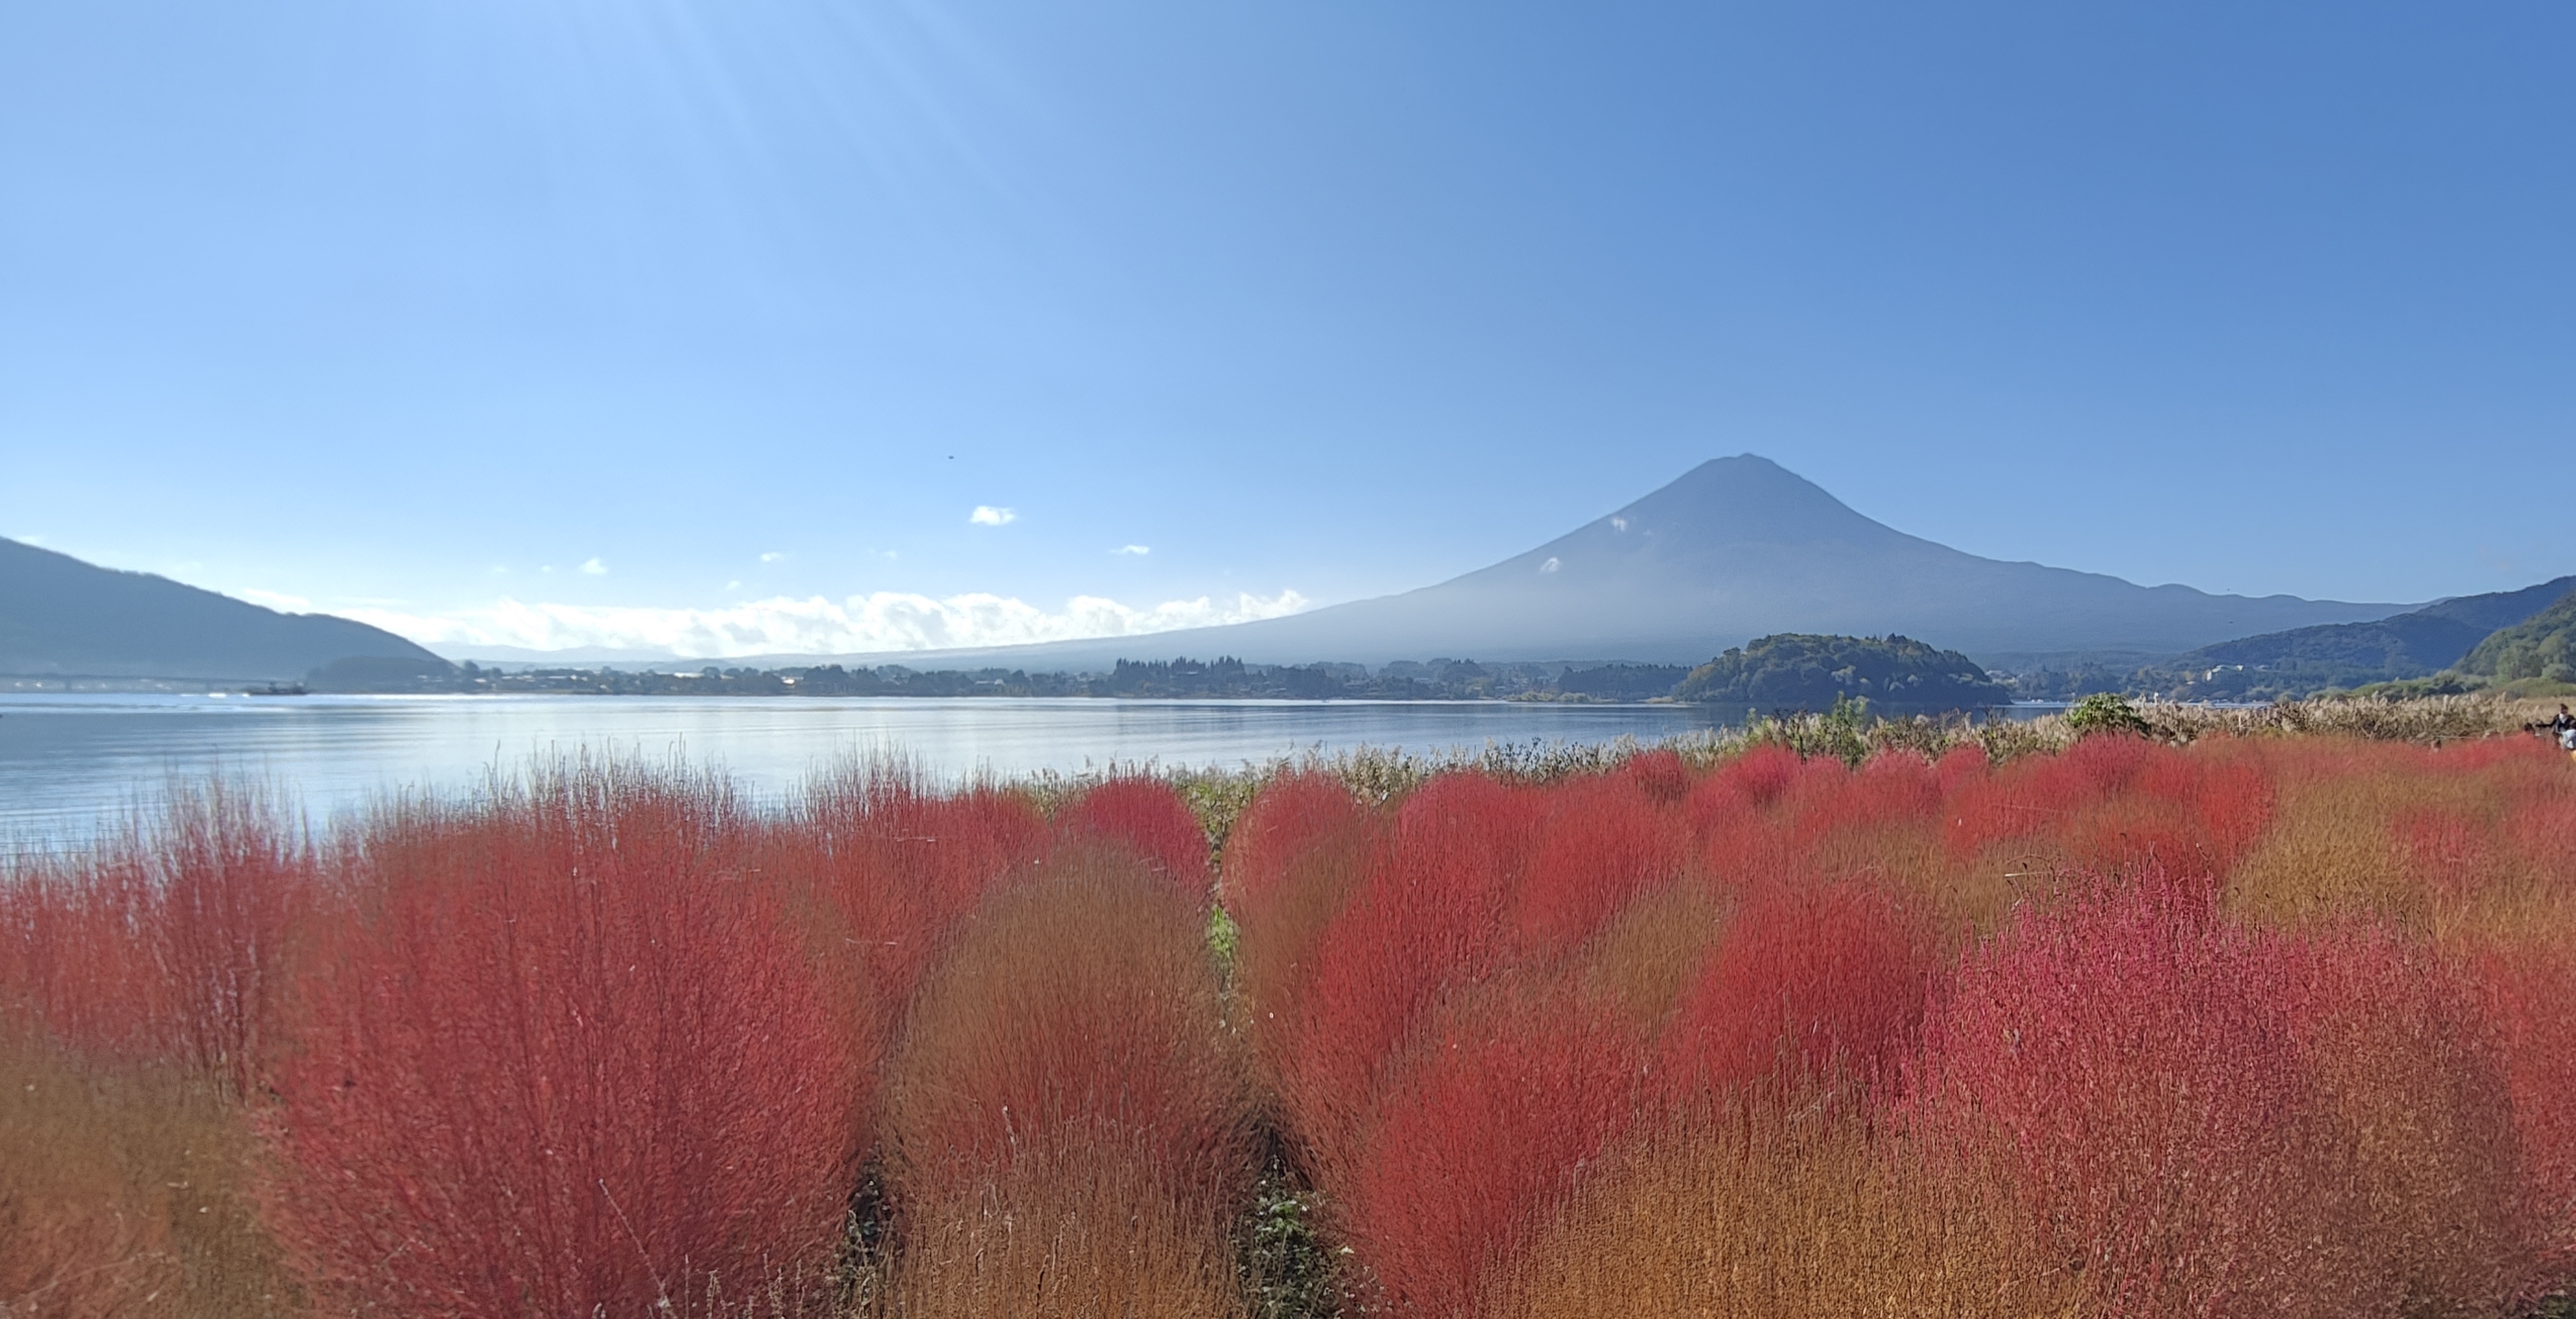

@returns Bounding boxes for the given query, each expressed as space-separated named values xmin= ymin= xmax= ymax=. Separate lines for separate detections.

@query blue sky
xmin=3 ymin=2 xmax=2570 ymax=657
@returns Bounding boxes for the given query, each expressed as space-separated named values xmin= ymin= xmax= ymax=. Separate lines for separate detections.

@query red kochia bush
xmin=1220 ymin=773 xmax=1383 ymax=1095
xmin=1056 ymin=775 xmax=1212 ymax=898
xmin=1688 ymin=744 xmax=1805 ymax=819
xmin=1683 ymin=749 xmax=1848 ymax=894
xmin=1944 ymin=736 xmax=2274 ymax=881
xmin=1619 ymin=747 xmax=1693 ymax=804
xmin=1909 ymin=868 xmax=2343 ymax=1318
xmin=1780 ymin=749 xmax=1942 ymax=842
xmin=2286 ymin=929 xmax=2534 ymax=1314
xmin=1278 ymin=774 xmax=1534 ymax=1163
xmin=1341 ymin=984 xmax=1645 ymax=1318
xmin=0 ymin=784 xmax=311 ymax=1094
xmin=2475 ymin=934 xmax=2576 ymax=1284
xmin=1508 ymin=773 xmax=1687 ymax=957
xmin=1660 ymin=880 xmax=1930 ymax=1104
xmin=788 ymin=769 xmax=1047 ymax=1013
xmin=1220 ymin=771 xmax=1376 ymax=931
xmin=150 ymin=784 xmax=315 ymax=1095
xmin=0 ymin=849 xmax=168 ymax=1060
xmin=270 ymin=767 xmax=859 ymax=1316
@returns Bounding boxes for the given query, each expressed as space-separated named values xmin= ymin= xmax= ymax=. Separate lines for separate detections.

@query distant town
xmin=435 ymin=655 xmax=1696 ymax=703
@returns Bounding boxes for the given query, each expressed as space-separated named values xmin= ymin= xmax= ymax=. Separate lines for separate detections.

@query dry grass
xmin=879 ymin=850 xmax=1253 ymax=1315
xmin=2225 ymin=739 xmax=2575 ymax=941
xmin=2135 ymin=695 xmax=2561 ymax=744
xmin=1488 ymin=1105 xmax=2082 ymax=1319
xmin=1218 ymin=776 xmax=1382 ymax=1105
xmin=1574 ymin=878 xmax=1724 ymax=1030
xmin=2295 ymin=941 xmax=2535 ymax=1316
xmin=0 ymin=1029 xmax=295 ymax=1319
xmin=868 ymin=1145 xmax=1244 ymax=1319
xmin=2225 ymin=774 xmax=2431 ymax=928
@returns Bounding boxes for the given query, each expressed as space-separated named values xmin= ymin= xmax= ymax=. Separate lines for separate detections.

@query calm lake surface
xmin=1 ymin=693 xmax=1739 ymax=846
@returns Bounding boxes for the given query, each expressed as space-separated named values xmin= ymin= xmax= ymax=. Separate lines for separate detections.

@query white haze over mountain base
xmin=343 ymin=589 xmax=1311 ymax=662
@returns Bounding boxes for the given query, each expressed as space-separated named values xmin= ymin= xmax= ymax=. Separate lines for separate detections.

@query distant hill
xmin=716 ymin=455 xmax=2409 ymax=674
xmin=0 ymin=537 xmax=452 ymax=684
xmin=1675 ymin=633 xmax=2010 ymax=714
xmin=2133 ymin=575 xmax=2575 ymax=700
xmin=2459 ymin=589 xmax=2576 ymax=684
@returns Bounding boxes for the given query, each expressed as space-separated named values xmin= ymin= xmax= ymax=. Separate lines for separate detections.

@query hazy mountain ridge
xmin=0 ymin=537 xmax=448 ymax=684
xmin=13 ymin=457 xmax=2439 ymax=685
xmin=711 ymin=455 xmax=2408 ymax=673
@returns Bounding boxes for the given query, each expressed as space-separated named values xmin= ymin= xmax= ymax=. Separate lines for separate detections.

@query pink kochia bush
xmin=266 ymin=767 xmax=862 ymax=1316
xmin=1909 ymin=866 xmax=2533 ymax=1318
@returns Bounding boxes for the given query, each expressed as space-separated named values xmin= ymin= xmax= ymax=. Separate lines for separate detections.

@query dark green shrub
xmin=2065 ymin=692 xmax=2149 ymax=738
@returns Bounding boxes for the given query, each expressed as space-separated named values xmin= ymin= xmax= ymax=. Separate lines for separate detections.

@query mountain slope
xmin=756 ymin=455 xmax=2404 ymax=672
xmin=2459 ymin=588 xmax=2576 ymax=684
xmin=2148 ymin=575 xmax=2576 ymax=699
xmin=0 ymin=537 xmax=450 ymax=683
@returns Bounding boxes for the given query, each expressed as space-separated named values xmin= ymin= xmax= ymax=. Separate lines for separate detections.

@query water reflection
xmin=0 ymin=693 xmax=1736 ymax=844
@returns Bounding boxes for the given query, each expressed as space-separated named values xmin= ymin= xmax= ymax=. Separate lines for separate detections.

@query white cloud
xmin=968 ymin=505 xmax=1017 ymax=526
xmin=1112 ymin=545 xmax=1151 ymax=556
xmin=759 ymin=551 xmax=786 ymax=563
xmin=579 ymin=557 xmax=608 ymax=575
xmin=1540 ymin=556 xmax=1561 ymax=574
xmin=235 ymin=587 xmax=313 ymax=612
xmin=346 ymin=588 xmax=1313 ymax=659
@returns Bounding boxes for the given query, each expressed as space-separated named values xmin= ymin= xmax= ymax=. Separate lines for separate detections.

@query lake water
xmin=0 ymin=692 xmax=1738 ymax=846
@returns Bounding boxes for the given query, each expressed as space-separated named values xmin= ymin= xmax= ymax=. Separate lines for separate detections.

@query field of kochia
xmin=5 ymin=723 xmax=2575 ymax=1317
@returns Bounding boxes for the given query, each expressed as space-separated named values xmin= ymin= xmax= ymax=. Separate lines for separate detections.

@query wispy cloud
xmin=759 ymin=551 xmax=787 ymax=563
xmin=968 ymin=505 xmax=1017 ymax=526
xmin=235 ymin=587 xmax=313 ymax=612
xmin=347 ymin=589 xmax=1311 ymax=658
xmin=579 ymin=557 xmax=609 ymax=575
xmin=1112 ymin=545 xmax=1150 ymax=556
